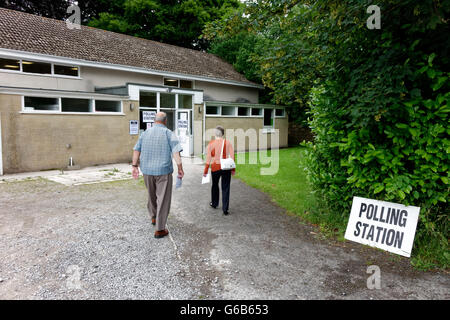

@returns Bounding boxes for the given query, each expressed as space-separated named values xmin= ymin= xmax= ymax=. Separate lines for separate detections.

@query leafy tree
xmin=206 ymin=0 xmax=450 ymax=268
xmin=87 ymin=0 xmax=240 ymax=50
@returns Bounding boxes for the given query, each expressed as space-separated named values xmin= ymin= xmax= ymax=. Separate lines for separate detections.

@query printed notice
xmin=344 ymin=196 xmax=420 ymax=257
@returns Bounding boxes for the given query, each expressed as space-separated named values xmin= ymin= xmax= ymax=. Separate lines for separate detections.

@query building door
xmin=176 ymin=110 xmax=191 ymax=157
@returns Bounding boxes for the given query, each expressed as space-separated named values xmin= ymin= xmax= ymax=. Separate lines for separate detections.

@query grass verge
xmin=234 ymin=146 xmax=448 ymax=270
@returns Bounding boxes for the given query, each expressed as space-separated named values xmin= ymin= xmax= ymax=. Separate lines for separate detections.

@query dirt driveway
xmin=0 ymin=160 xmax=448 ymax=299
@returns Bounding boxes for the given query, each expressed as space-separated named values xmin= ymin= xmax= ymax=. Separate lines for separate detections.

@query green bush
xmin=302 ymin=1 xmax=449 ymax=268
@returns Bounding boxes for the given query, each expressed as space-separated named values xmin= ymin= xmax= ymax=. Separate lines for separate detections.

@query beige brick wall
xmin=0 ymin=94 xmax=140 ymax=173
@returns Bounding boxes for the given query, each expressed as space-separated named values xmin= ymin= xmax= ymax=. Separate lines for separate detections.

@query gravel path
xmin=0 ymin=160 xmax=448 ymax=299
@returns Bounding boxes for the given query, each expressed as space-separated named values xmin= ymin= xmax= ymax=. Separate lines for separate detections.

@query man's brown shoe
xmin=151 ymin=218 xmax=156 ymax=226
xmin=154 ymin=229 xmax=169 ymax=239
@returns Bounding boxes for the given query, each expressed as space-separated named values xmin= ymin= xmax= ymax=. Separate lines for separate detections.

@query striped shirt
xmin=134 ymin=124 xmax=182 ymax=176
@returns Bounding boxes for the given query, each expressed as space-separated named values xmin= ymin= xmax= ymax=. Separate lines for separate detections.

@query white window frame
xmin=250 ymin=107 xmax=263 ymax=117
xmin=275 ymin=108 xmax=286 ymax=118
xmin=163 ymin=77 xmax=194 ymax=89
xmin=220 ymin=106 xmax=237 ymax=117
xmin=237 ymin=106 xmax=251 ymax=117
xmin=263 ymin=108 xmax=275 ymax=129
xmin=21 ymin=95 xmax=124 ymax=115
xmin=205 ymin=105 xmax=221 ymax=116
xmin=0 ymin=56 xmax=81 ymax=79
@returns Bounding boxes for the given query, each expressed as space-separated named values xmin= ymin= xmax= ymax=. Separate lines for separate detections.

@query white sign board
xmin=142 ymin=111 xmax=156 ymax=123
xmin=129 ymin=120 xmax=139 ymax=135
xmin=344 ymin=196 xmax=420 ymax=257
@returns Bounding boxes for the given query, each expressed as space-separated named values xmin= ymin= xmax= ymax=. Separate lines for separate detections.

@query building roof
xmin=0 ymin=8 xmax=259 ymax=87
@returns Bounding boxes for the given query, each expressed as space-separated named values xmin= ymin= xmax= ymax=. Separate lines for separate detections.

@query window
xmin=275 ymin=108 xmax=285 ymax=117
xmin=221 ymin=106 xmax=236 ymax=116
xmin=251 ymin=108 xmax=262 ymax=116
xmin=164 ymin=78 xmax=179 ymax=87
xmin=61 ymin=98 xmax=93 ymax=112
xmin=180 ymin=80 xmax=193 ymax=89
xmin=178 ymin=94 xmax=192 ymax=109
xmin=164 ymin=78 xmax=193 ymax=88
xmin=160 ymin=93 xmax=175 ymax=108
xmin=22 ymin=61 xmax=51 ymax=74
xmin=264 ymin=109 xmax=273 ymax=127
xmin=24 ymin=97 xmax=59 ymax=111
xmin=95 ymin=100 xmax=121 ymax=112
xmin=0 ymin=58 xmax=20 ymax=71
xmin=54 ymin=65 xmax=79 ymax=77
xmin=206 ymin=106 xmax=220 ymax=115
xmin=140 ymin=92 xmax=157 ymax=108
xmin=238 ymin=107 xmax=250 ymax=116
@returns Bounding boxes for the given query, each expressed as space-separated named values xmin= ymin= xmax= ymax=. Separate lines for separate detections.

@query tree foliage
xmin=205 ymin=0 xmax=449 ymax=266
xmin=87 ymin=0 xmax=240 ymax=50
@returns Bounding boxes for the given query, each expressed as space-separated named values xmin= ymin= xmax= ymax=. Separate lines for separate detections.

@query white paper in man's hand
xmin=202 ymin=174 xmax=211 ymax=184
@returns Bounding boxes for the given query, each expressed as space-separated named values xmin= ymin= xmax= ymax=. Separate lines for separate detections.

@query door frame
xmin=176 ymin=109 xmax=192 ymax=157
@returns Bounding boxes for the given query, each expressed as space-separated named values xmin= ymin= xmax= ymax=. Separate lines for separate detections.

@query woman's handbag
xmin=220 ymin=139 xmax=236 ymax=170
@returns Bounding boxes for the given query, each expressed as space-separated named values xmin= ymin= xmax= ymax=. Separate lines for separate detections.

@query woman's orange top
xmin=204 ymin=138 xmax=235 ymax=175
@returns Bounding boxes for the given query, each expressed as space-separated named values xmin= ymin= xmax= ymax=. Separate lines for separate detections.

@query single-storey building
xmin=0 ymin=8 xmax=288 ymax=174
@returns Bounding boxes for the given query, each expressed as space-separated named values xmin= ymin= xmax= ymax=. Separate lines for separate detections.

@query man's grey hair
xmin=155 ymin=112 xmax=167 ymax=123
xmin=215 ymin=126 xmax=224 ymax=137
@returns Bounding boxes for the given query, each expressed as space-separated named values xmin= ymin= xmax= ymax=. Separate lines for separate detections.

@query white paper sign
xmin=202 ymin=173 xmax=211 ymax=184
xmin=344 ymin=196 xmax=420 ymax=257
xmin=142 ymin=111 xmax=156 ymax=123
xmin=129 ymin=120 xmax=139 ymax=135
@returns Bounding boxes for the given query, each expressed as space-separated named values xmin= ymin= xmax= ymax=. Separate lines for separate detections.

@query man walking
xmin=132 ymin=112 xmax=184 ymax=239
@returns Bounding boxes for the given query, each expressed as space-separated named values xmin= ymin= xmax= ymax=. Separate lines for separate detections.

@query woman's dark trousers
xmin=211 ymin=170 xmax=231 ymax=212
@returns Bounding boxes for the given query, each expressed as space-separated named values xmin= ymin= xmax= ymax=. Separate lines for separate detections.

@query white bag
xmin=220 ymin=139 xmax=236 ymax=170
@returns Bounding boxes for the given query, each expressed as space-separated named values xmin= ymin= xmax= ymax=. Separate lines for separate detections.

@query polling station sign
xmin=345 ymin=197 xmax=420 ymax=257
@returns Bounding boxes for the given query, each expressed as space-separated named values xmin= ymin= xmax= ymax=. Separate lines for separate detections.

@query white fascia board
xmin=0 ymin=48 xmax=264 ymax=89
xmin=128 ymin=84 xmax=203 ymax=104
xmin=0 ymin=87 xmax=130 ymax=100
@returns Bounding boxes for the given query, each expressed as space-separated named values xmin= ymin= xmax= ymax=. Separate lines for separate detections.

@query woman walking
xmin=203 ymin=126 xmax=235 ymax=215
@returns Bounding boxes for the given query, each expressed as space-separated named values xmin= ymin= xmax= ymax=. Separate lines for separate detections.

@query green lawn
xmin=234 ymin=147 xmax=339 ymax=233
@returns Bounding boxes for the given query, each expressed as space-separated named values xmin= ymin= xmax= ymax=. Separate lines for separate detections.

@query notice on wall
xmin=178 ymin=119 xmax=188 ymax=129
xmin=129 ymin=120 xmax=139 ymax=135
xmin=344 ymin=196 xmax=420 ymax=257
xmin=142 ymin=111 xmax=156 ymax=123
xmin=146 ymin=122 xmax=153 ymax=130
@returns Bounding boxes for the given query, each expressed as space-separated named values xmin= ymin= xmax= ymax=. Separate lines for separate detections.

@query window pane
xmin=95 ymin=100 xmax=121 ymax=112
xmin=140 ymin=92 xmax=157 ymax=108
xmin=264 ymin=109 xmax=273 ymax=126
xmin=206 ymin=106 xmax=219 ymax=115
xmin=0 ymin=58 xmax=20 ymax=71
xmin=160 ymin=93 xmax=175 ymax=108
xmin=164 ymin=78 xmax=178 ymax=87
xmin=180 ymin=80 xmax=193 ymax=89
xmin=221 ymin=106 xmax=235 ymax=116
xmin=24 ymin=97 xmax=59 ymax=111
xmin=22 ymin=61 xmax=51 ymax=74
xmin=252 ymin=108 xmax=262 ymax=116
xmin=238 ymin=107 xmax=249 ymax=116
xmin=61 ymin=98 xmax=92 ymax=112
xmin=54 ymin=65 xmax=79 ymax=77
xmin=164 ymin=110 xmax=175 ymax=131
xmin=178 ymin=94 xmax=192 ymax=109
xmin=275 ymin=108 xmax=284 ymax=117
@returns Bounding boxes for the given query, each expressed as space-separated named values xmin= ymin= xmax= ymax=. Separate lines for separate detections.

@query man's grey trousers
xmin=143 ymin=173 xmax=173 ymax=231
